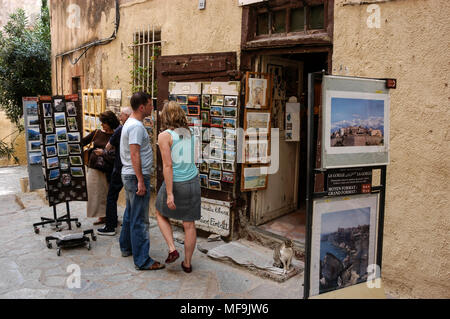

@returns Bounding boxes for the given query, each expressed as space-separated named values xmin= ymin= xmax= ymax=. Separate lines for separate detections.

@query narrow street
xmin=0 ymin=166 xmax=303 ymax=299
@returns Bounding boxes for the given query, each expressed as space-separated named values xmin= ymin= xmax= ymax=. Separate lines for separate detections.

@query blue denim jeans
xmin=119 ymin=174 xmax=155 ymax=269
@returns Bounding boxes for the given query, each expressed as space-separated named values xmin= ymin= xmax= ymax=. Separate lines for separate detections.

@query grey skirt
xmin=156 ymin=175 xmax=201 ymax=222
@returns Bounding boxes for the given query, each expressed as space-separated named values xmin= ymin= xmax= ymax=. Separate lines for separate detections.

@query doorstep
xmin=197 ymin=238 xmax=304 ymax=283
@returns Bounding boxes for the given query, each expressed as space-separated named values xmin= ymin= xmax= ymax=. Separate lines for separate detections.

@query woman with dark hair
xmin=82 ymin=110 xmax=120 ymax=225
xmin=155 ymin=101 xmax=201 ymax=273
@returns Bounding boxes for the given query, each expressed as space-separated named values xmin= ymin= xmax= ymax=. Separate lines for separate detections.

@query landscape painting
xmin=330 ymin=97 xmax=385 ymax=148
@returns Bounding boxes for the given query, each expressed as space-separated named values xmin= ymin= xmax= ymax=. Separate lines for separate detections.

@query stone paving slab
xmin=0 ymin=166 xmax=304 ymax=299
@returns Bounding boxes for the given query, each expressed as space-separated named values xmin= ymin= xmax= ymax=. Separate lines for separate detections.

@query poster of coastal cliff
xmin=324 ymin=90 xmax=389 ymax=156
xmin=310 ymin=194 xmax=379 ymax=296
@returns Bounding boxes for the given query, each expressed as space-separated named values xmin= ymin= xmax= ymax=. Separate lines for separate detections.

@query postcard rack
xmin=303 ymin=72 xmax=389 ymax=299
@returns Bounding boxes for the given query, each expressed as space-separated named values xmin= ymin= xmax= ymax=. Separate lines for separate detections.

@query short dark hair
xmin=99 ymin=110 xmax=120 ymax=130
xmin=130 ymin=92 xmax=151 ymax=111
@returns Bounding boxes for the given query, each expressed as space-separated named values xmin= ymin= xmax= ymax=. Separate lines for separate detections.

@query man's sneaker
xmin=97 ymin=226 xmax=116 ymax=236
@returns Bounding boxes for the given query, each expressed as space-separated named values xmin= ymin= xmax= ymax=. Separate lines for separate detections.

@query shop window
xmin=272 ymin=10 xmax=286 ymax=34
xmin=309 ymin=5 xmax=325 ymax=30
xmin=290 ymin=7 xmax=305 ymax=32
xmin=257 ymin=12 xmax=269 ymax=35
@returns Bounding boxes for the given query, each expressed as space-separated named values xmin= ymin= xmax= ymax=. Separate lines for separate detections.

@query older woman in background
xmin=155 ymin=101 xmax=201 ymax=273
xmin=82 ymin=110 xmax=120 ymax=225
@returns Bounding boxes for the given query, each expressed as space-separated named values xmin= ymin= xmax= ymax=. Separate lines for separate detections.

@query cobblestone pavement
xmin=0 ymin=166 xmax=304 ymax=299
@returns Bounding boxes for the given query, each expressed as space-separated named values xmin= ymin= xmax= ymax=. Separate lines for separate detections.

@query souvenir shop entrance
xmin=243 ymin=50 xmax=329 ymax=246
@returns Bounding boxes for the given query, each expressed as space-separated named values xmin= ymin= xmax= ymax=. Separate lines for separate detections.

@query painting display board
xmin=38 ymin=95 xmax=88 ymax=207
xmin=321 ymin=76 xmax=390 ymax=168
xmin=168 ymin=81 xmax=240 ymax=236
xmin=23 ymin=97 xmax=45 ymax=191
xmin=82 ymin=89 xmax=106 ymax=136
xmin=309 ymin=194 xmax=379 ymax=297
xmin=241 ymin=72 xmax=273 ymax=191
xmin=304 ymin=73 xmax=390 ymax=299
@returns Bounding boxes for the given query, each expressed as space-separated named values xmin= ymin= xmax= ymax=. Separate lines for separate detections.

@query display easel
xmin=303 ymin=72 xmax=389 ymax=299
xmin=33 ymin=201 xmax=81 ymax=234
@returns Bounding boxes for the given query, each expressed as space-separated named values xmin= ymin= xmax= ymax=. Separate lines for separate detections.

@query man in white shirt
xmin=119 ymin=92 xmax=164 ymax=271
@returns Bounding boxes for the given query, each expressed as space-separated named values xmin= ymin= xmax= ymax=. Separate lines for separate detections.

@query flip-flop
xmin=139 ymin=261 xmax=165 ymax=271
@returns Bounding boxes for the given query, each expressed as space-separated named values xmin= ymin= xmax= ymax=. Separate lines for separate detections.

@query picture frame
xmin=54 ymin=112 xmax=66 ymax=127
xmin=60 ymin=158 xmax=69 ymax=171
xmin=223 ymin=107 xmax=237 ymax=118
xmin=67 ymin=102 xmax=77 ymax=116
xmin=176 ymin=95 xmax=188 ymax=104
xmin=245 ymin=140 xmax=259 ymax=163
xmin=54 ymin=99 xmax=65 ymax=112
xmin=245 ymin=73 xmax=271 ymax=110
xmin=202 ymin=95 xmax=211 ymax=109
xmin=49 ymin=169 xmax=60 ymax=181
xmin=201 ymin=111 xmax=210 ymax=126
xmin=70 ymin=156 xmax=83 ymax=166
xmin=180 ymin=104 xmax=188 ymax=114
xmin=224 ymin=96 xmax=238 ymax=107
xmin=68 ymin=144 xmax=81 ymax=155
xmin=27 ymin=127 xmax=41 ymax=142
xmin=29 ymin=141 xmax=41 ymax=152
xmin=208 ymin=179 xmax=222 ymax=191
xmin=245 ymin=111 xmax=271 ymax=136
xmin=222 ymin=171 xmax=235 ymax=184
xmin=187 ymin=105 xmax=200 ymax=116
xmin=322 ymin=88 xmax=390 ymax=168
xmin=44 ymin=118 xmax=54 ymax=134
xmin=68 ymin=132 xmax=81 ymax=143
xmin=57 ymin=142 xmax=69 ymax=157
xmin=223 ymin=118 xmax=237 ymax=129
xmin=67 ymin=117 xmax=78 ymax=131
xmin=211 ymin=117 xmax=223 ymax=128
xmin=200 ymin=174 xmax=209 ymax=188
xmin=29 ymin=152 xmax=42 ymax=165
xmin=188 ymin=95 xmax=200 ymax=105
xmin=309 ymin=194 xmax=379 ymax=297
xmin=71 ymin=167 xmax=84 ymax=178
xmin=242 ymin=166 xmax=268 ymax=191
xmin=46 ymin=145 xmax=57 ymax=157
xmin=56 ymin=127 xmax=68 ymax=142
xmin=222 ymin=161 xmax=235 ymax=172
xmin=210 ymin=106 xmax=223 ymax=117
xmin=209 ymin=160 xmax=221 ymax=171
xmin=43 ymin=103 xmax=53 ymax=117
xmin=199 ymin=161 xmax=209 ymax=174
xmin=45 ymin=134 xmax=56 ymax=145
xmin=25 ymin=101 xmax=38 ymax=116
xmin=211 ymin=95 xmax=224 ymax=106
xmin=210 ymin=127 xmax=223 ymax=139
xmin=28 ymin=116 xmax=40 ymax=127
xmin=47 ymin=157 xmax=59 ymax=169
xmin=209 ymin=169 xmax=222 ymax=181
xmin=187 ymin=116 xmax=199 ymax=126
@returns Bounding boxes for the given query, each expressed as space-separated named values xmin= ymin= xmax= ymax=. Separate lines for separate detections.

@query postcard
xmin=208 ymin=180 xmax=222 ymax=191
xmin=67 ymin=102 xmax=77 ymax=116
xmin=211 ymin=117 xmax=223 ymax=128
xmin=68 ymin=132 xmax=81 ymax=143
xmin=67 ymin=117 xmax=78 ymax=131
xmin=25 ymin=101 xmax=38 ymax=116
xmin=28 ymin=116 xmax=40 ymax=127
xmin=223 ymin=118 xmax=236 ymax=129
xmin=71 ymin=167 xmax=84 ymax=177
xmin=176 ymin=95 xmax=188 ymax=104
xmin=29 ymin=141 xmax=41 ymax=152
xmin=210 ymin=128 xmax=223 ymax=139
xmin=56 ymin=127 xmax=68 ymax=142
xmin=201 ymin=111 xmax=210 ymax=126
xmin=29 ymin=152 xmax=42 ymax=165
xmin=200 ymin=174 xmax=209 ymax=188
xmin=202 ymin=95 xmax=211 ymax=109
xmin=211 ymin=95 xmax=224 ymax=106
xmin=47 ymin=157 xmax=59 ymax=169
xmin=54 ymin=112 xmax=66 ymax=127
xmin=223 ymin=107 xmax=237 ymax=118
xmin=54 ymin=99 xmax=65 ymax=112
xmin=222 ymin=171 xmax=235 ymax=184
xmin=60 ymin=158 xmax=69 ymax=171
xmin=222 ymin=162 xmax=235 ymax=172
xmin=180 ymin=104 xmax=188 ymax=114
xmin=46 ymin=145 xmax=57 ymax=157
xmin=209 ymin=161 xmax=221 ymax=171
xmin=57 ymin=142 xmax=69 ymax=157
xmin=210 ymin=106 xmax=223 ymax=117
xmin=49 ymin=169 xmax=60 ymax=181
xmin=188 ymin=95 xmax=200 ymax=105
xmin=188 ymin=105 xmax=200 ymax=116
xmin=68 ymin=144 xmax=81 ymax=155
xmin=224 ymin=96 xmax=238 ymax=107
xmin=70 ymin=156 xmax=83 ymax=166
xmin=43 ymin=103 xmax=53 ymax=117
xmin=209 ymin=169 xmax=222 ymax=181
xmin=210 ymin=148 xmax=223 ymax=160
xmin=28 ymin=128 xmax=41 ymax=142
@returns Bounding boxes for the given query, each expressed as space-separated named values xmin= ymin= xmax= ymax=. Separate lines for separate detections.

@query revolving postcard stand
xmin=304 ymin=73 xmax=393 ymax=298
xmin=33 ymin=95 xmax=88 ymax=234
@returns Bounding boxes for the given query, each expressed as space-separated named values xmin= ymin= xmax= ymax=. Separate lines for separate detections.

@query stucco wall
xmin=333 ymin=0 xmax=450 ymax=298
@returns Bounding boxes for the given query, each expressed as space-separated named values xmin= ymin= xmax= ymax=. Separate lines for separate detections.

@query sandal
xmin=139 ymin=261 xmax=165 ymax=271
xmin=181 ymin=261 xmax=192 ymax=273
xmin=165 ymin=250 xmax=180 ymax=264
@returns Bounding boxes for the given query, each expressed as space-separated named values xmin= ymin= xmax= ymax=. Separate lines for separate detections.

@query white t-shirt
xmin=120 ymin=118 xmax=153 ymax=176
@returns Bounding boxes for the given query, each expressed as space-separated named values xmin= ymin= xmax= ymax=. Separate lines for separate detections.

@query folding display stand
xmin=303 ymin=72 xmax=388 ymax=299
xmin=46 ymin=229 xmax=96 ymax=257
xmin=33 ymin=201 xmax=81 ymax=234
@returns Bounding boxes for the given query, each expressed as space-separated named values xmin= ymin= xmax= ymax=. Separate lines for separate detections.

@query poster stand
xmin=304 ymin=72 xmax=388 ymax=299
xmin=33 ymin=201 xmax=81 ymax=234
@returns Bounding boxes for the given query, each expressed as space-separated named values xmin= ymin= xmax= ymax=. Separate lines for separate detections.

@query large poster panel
xmin=310 ymin=194 xmax=379 ymax=297
xmin=321 ymin=76 xmax=390 ymax=168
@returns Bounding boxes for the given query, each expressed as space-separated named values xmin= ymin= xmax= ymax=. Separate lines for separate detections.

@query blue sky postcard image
xmin=330 ymin=98 xmax=385 ymax=147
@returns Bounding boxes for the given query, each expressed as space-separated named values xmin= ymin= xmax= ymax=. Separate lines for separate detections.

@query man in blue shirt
xmin=119 ymin=92 xmax=164 ymax=271
xmin=97 ymin=107 xmax=132 ymax=236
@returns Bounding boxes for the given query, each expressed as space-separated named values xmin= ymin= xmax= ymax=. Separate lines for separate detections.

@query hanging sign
xmin=327 ymin=167 xmax=373 ymax=196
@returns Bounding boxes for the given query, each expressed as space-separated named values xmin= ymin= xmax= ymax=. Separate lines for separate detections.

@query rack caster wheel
xmin=47 ymin=243 xmax=52 ymax=249
xmin=57 ymin=248 xmax=61 ymax=256
xmin=76 ymin=222 xmax=82 ymax=228
xmin=87 ymin=242 xmax=91 ymax=251
xmin=34 ymin=227 xmax=40 ymax=234
xmin=92 ymin=236 xmax=97 ymax=242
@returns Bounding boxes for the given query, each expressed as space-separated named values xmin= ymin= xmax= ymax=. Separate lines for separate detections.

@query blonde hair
xmin=161 ymin=101 xmax=189 ymax=131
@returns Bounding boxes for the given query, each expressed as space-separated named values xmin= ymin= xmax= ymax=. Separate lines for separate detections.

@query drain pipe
xmin=55 ymin=0 xmax=120 ymax=93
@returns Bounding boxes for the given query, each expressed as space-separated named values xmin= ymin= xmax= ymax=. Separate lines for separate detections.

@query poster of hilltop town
xmin=324 ymin=90 xmax=390 ymax=158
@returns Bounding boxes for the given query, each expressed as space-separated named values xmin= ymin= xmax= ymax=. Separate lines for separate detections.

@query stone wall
xmin=333 ymin=0 xmax=450 ymax=298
